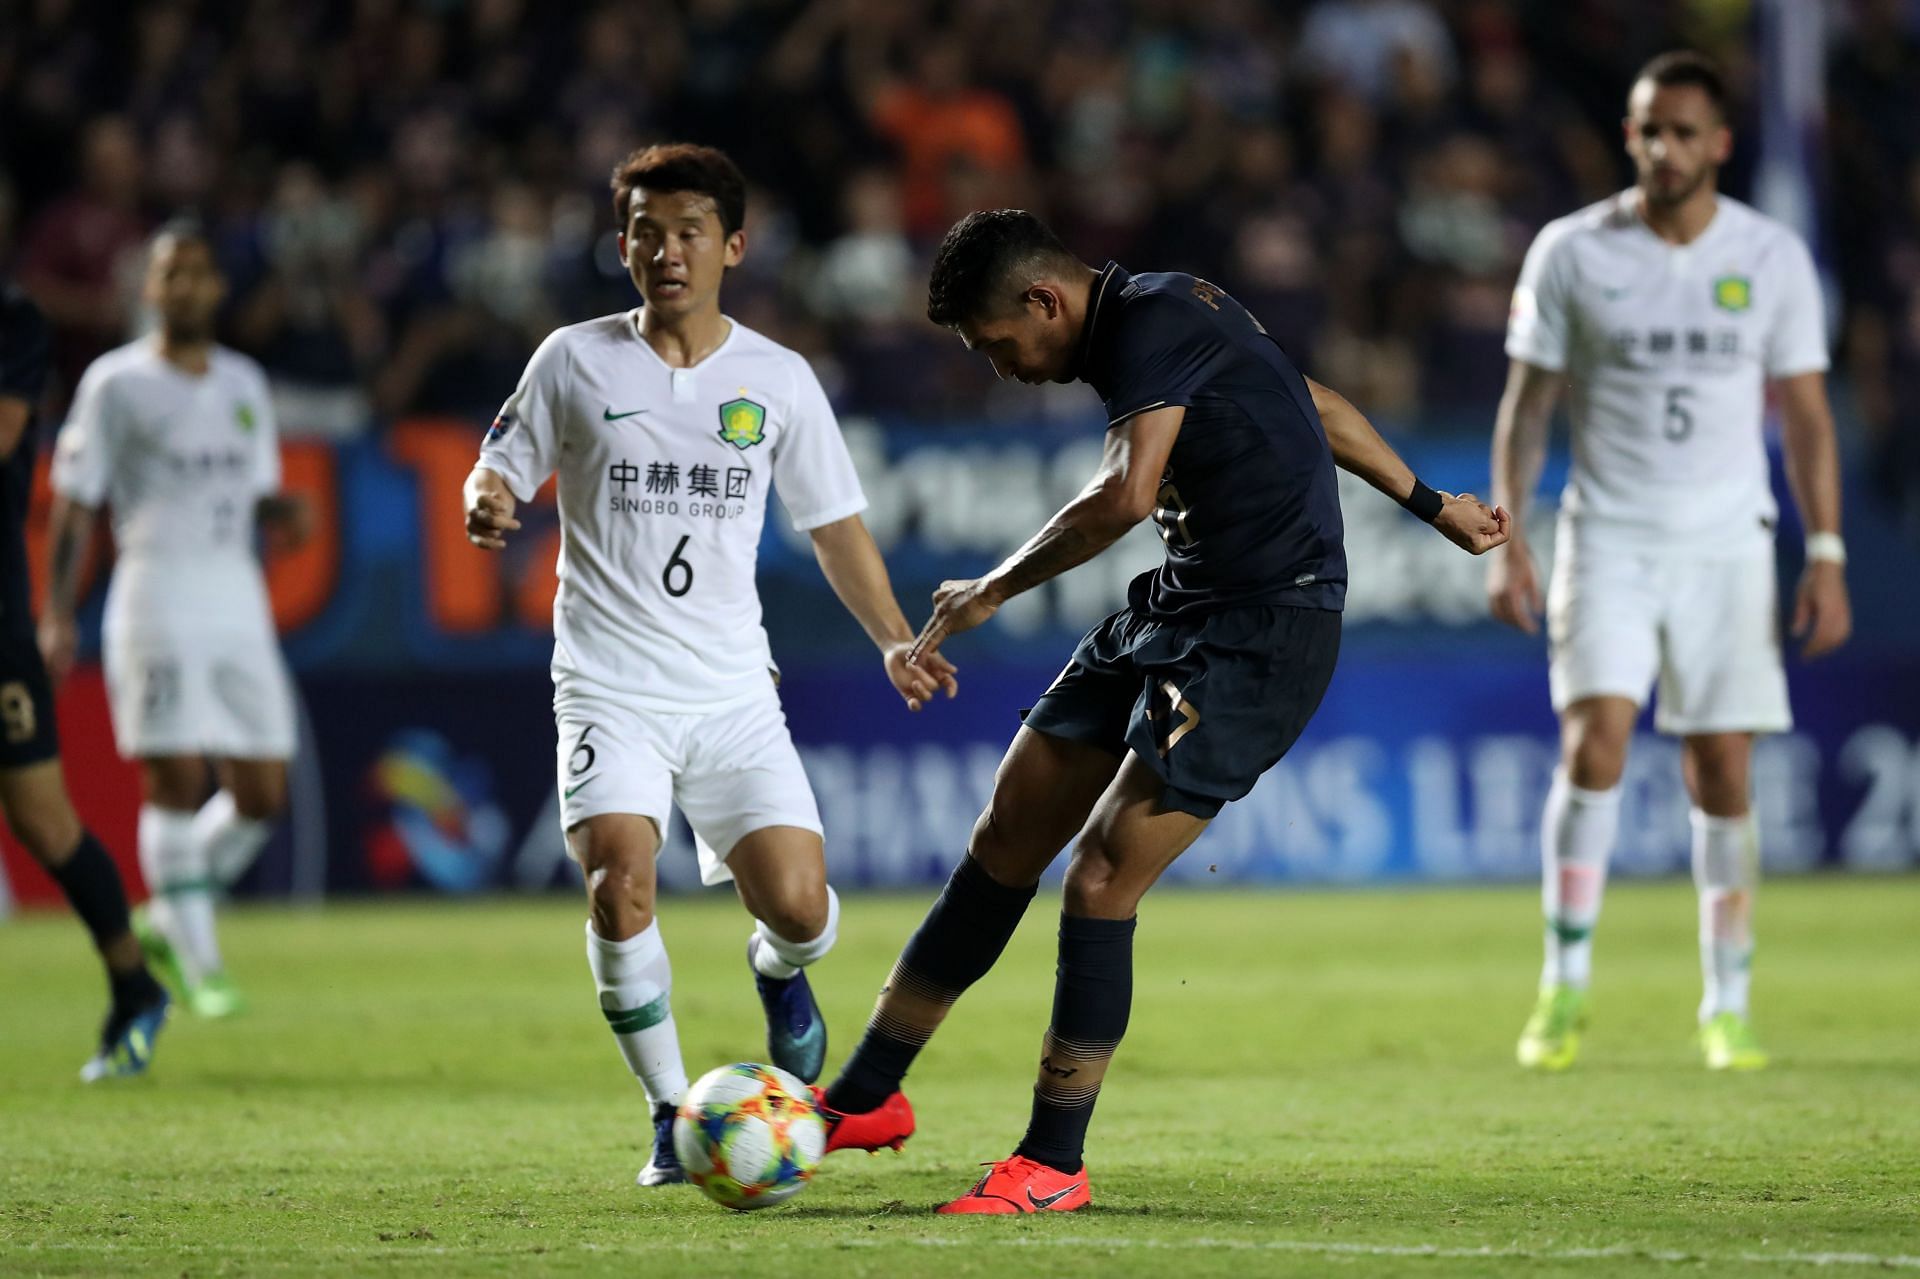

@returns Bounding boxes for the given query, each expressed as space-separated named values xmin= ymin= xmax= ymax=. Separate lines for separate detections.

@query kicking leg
xmin=822 ymin=727 xmax=1121 ymax=1135
xmin=199 ymin=758 xmax=286 ymax=889
xmin=1684 ymin=731 xmax=1767 ymax=1070
xmin=941 ymin=750 xmax=1209 ymax=1214
xmin=1519 ymin=695 xmax=1633 ymax=1070
xmin=0 ymin=759 xmax=169 ymax=1078
xmin=570 ymin=812 xmax=689 ymax=1184
xmin=729 ymin=826 xmax=835 ymax=1082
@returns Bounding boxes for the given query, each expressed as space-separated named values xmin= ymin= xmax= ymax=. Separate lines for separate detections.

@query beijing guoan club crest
xmin=1712 ymin=274 xmax=1752 ymax=314
xmin=718 ymin=397 xmax=767 ymax=450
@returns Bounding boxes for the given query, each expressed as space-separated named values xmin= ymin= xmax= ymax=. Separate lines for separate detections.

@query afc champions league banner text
xmin=3 ymin=416 xmax=1916 ymax=905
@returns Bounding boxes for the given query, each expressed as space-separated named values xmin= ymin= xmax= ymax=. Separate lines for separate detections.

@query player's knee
xmin=1565 ymin=733 xmax=1627 ymax=790
xmin=141 ymin=757 xmax=208 ymax=809
xmin=233 ymin=775 xmax=287 ymax=822
xmin=586 ymin=863 xmax=653 ymax=934
xmin=1684 ymin=739 xmax=1750 ymax=812
xmin=757 ymin=883 xmax=828 ymax=943
xmin=6 ymin=801 xmax=82 ymax=867
xmin=966 ymin=803 xmax=1044 ymax=888
xmin=1061 ymin=843 xmax=1131 ymax=919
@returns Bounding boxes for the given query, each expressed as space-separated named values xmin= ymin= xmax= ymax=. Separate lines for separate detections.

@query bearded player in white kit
xmin=1490 ymin=52 xmax=1851 ymax=1072
xmin=462 ymin=143 xmax=956 ymax=1185
xmin=42 ymin=222 xmax=308 ymax=1021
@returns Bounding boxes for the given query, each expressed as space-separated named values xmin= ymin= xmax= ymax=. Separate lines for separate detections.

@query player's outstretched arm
xmin=807 ymin=513 xmax=958 ymax=712
xmin=38 ymin=494 xmax=99 ymax=684
xmin=908 ymin=406 xmax=1183 ymax=667
xmin=1775 ymin=370 xmax=1852 ymax=659
xmin=1485 ymin=359 xmax=1563 ymax=634
xmin=462 ymin=465 xmax=521 ymax=551
xmin=1306 ymin=377 xmax=1510 ymax=556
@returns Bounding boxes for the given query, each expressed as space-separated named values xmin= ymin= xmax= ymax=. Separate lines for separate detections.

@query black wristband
xmin=1402 ymin=478 xmax=1444 ymax=523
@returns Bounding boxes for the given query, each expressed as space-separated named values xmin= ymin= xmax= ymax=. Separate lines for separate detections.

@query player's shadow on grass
xmin=776 ymin=1200 xmax=1212 ymax=1221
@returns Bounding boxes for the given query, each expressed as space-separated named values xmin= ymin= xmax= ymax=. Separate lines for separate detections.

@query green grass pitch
xmin=2 ymin=877 xmax=1916 ymax=1277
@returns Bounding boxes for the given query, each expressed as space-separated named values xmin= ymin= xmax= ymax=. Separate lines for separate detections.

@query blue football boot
xmin=80 ymin=987 xmax=171 ymax=1082
xmin=636 ymin=1100 xmax=686 ymax=1186
xmin=748 ymin=935 xmax=827 ymax=1084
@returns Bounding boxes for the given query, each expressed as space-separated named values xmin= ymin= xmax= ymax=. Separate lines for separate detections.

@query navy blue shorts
xmin=1024 ymin=603 xmax=1341 ymax=818
xmin=0 ymin=623 xmax=59 ymax=770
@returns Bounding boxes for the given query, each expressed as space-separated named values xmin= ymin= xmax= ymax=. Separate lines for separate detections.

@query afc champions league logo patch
xmin=717 ymin=396 xmax=767 ymax=450
xmin=486 ymin=410 xmax=516 ymax=443
xmin=1711 ymin=274 xmax=1752 ymax=314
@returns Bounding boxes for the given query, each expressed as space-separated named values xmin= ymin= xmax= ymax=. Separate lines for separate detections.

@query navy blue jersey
xmin=1076 ymin=263 xmax=1346 ymax=617
xmin=0 ymin=283 xmax=51 ymax=632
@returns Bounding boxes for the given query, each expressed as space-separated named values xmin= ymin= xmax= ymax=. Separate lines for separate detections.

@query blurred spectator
xmin=17 ymin=116 xmax=148 ymax=392
xmin=809 ymin=170 xmax=915 ymax=328
xmin=864 ymin=41 xmax=1028 ymax=239
xmin=1297 ymin=0 xmax=1458 ymax=105
xmin=1829 ymin=0 xmax=1920 ymax=528
xmin=230 ymin=162 xmax=380 ymax=437
xmin=0 ymin=0 xmax=1898 ymax=488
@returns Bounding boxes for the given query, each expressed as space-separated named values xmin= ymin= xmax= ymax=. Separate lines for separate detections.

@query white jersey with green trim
xmin=1506 ymin=191 xmax=1828 ymax=550
xmin=50 ymin=338 xmax=281 ymax=641
xmin=478 ymin=311 xmax=867 ymax=711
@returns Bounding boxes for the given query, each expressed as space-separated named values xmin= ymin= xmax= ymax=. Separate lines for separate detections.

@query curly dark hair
xmin=926 ymin=209 xmax=1079 ymax=327
xmin=1634 ymin=50 xmax=1728 ymax=120
xmin=610 ymin=142 xmax=747 ymax=235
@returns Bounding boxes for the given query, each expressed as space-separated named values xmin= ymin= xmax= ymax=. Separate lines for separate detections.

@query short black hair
xmin=610 ymin=142 xmax=747 ymax=236
xmin=1633 ymin=50 xmax=1728 ymax=120
xmin=926 ymin=209 xmax=1080 ymax=328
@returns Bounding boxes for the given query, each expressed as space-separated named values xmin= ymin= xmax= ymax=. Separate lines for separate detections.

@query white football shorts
xmin=552 ymin=683 xmax=822 ymax=885
xmin=103 ymin=630 xmax=298 ymax=760
xmin=1546 ymin=522 xmax=1791 ymax=735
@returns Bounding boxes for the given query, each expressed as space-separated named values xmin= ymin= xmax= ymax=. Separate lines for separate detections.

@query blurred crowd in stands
xmin=2 ymin=0 xmax=1917 ymax=510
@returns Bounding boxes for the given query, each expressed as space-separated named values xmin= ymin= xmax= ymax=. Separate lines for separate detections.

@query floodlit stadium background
xmin=2 ymin=0 xmax=1917 ymax=909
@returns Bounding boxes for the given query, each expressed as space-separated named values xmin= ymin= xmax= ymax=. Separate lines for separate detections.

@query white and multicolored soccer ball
xmin=673 ymin=1063 xmax=826 ymax=1211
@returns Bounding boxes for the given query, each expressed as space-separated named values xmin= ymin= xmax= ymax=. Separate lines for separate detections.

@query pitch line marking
xmin=830 ymin=1234 xmax=1920 ymax=1269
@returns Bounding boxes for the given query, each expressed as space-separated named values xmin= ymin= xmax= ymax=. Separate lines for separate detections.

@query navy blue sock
xmin=1016 ymin=913 xmax=1136 ymax=1174
xmin=48 ymin=832 xmax=163 ymax=1012
xmin=826 ymin=856 xmax=1036 ymax=1113
xmin=48 ymin=832 xmax=134 ymax=952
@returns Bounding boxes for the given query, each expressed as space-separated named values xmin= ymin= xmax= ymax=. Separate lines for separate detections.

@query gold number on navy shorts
xmin=1154 ymin=480 xmax=1194 ymax=548
xmin=0 ymin=681 xmax=35 ymax=744
xmin=1148 ymin=680 xmax=1199 ymax=757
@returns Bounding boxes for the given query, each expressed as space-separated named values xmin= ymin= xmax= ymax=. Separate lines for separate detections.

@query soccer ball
xmin=673 ymin=1062 xmax=826 ymax=1210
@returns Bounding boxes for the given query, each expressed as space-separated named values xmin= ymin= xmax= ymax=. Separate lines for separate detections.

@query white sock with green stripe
xmin=139 ymin=804 xmax=221 ymax=985
xmin=587 ymin=920 xmax=688 ymax=1107
xmin=750 ymin=886 xmax=840 ymax=979
xmin=1539 ymin=772 xmax=1619 ymax=990
xmin=194 ymin=790 xmax=274 ymax=888
xmin=1691 ymin=809 xmax=1758 ymax=1023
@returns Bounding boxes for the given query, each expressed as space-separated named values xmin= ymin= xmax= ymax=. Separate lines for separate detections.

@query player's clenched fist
xmin=1432 ymin=491 xmax=1511 ymax=556
xmin=463 ymin=467 xmax=521 ymax=550
xmin=1487 ymin=540 xmax=1544 ymax=635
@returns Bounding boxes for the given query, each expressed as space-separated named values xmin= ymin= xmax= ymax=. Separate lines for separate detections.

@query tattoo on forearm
xmin=994 ymin=521 xmax=1104 ymax=600
xmin=48 ymin=521 xmax=85 ymax=613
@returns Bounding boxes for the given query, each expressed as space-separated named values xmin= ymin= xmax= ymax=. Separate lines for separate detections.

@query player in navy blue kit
xmin=0 ymin=281 xmax=170 ymax=1080
xmin=814 ymin=211 xmax=1508 ymax=1212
